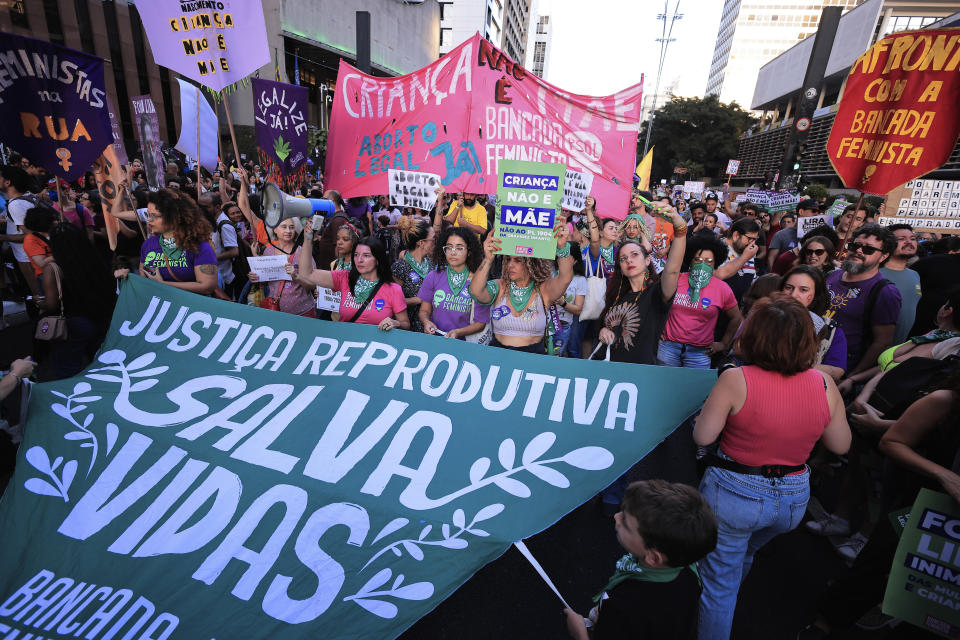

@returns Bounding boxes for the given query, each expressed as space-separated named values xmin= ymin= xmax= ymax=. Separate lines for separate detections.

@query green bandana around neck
xmin=404 ymin=252 xmax=431 ymax=279
xmin=592 ymin=553 xmax=700 ymax=604
xmin=687 ymin=262 xmax=713 ymax=302
xmin=509 ymin=279 xmax=536 ymax=312
xmin=446 ymin=265 xmax=468 ymax=298
xmin=353 ymin=277 xmax=380 ymax=305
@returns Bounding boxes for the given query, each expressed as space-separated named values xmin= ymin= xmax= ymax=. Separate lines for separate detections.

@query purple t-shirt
xmin=140 ymin=235 xmax=217 ymax=283
xmin=417 ymin=270 xmax=490 ymax=334
xmin=825 ymin=270 xmax=902 ymax=366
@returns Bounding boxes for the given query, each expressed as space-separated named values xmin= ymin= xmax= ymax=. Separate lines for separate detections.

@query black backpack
xmin=12 ymin=194 xmax=58 ymax=220
xmin=869 ymin=355 xmax=960 ymax=419
xmin=218 ymin=220 xmax=252 ymax=284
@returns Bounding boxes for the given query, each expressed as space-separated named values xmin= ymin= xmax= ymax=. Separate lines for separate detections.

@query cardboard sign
xmin=797 ymin=213 xmax=834 ymax=239
xmin=827 ymin=28 xmax=960 ymax=195
xmin=880 ymin=179 xmax=960 ymax=235
xmin=316 ymin=287 xmax=341 ymax=312
xmin=326 ymin=35 xmax=642 ymax=220
xmin=246 ymin=255 xmax=293 ymax=281
xmin=561 ymin=168 xmax=593 ymax=213
xmin=495 ymin=160 xmax=566 ymax=259
xmin=388 ymin=169 xmax=442 ymax=211
xmin=683 ymin=181 xmax=705 ymax=199
xmin=0 ymin=275 xmax=716 ymax=640
xmin=883 ymin=489 xmax=960 ymax=637
xmin=725 ymin=159 xmax=740 ymax=175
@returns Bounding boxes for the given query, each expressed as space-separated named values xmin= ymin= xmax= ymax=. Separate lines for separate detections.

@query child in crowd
xmin=563 ymin=480 xmax=718 ymax=639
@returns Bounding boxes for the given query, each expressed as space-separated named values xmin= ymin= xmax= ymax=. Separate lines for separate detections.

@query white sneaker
xmin=836 ymin=533 xmax=868 ymax=563
xmin=804 ymin=514 xmax=851 ymax=537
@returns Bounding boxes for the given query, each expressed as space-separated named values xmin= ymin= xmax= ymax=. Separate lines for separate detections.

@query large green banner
xmin=883 ymin=489 xmax=960 ymax=637
xmin=0 ymin=276 xmax=715 ymax=639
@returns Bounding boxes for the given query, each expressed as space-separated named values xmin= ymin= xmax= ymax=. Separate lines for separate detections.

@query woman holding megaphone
xmin=299 ymin=227 xmax=410 ymax=331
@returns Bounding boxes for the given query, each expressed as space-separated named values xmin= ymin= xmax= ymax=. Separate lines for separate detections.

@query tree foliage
xmin=640 ymin=95 xmax=757 ymax=183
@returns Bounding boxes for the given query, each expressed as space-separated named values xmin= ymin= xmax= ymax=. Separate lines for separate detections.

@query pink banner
xmin=326 ymin=35 xmax=643 ymax=219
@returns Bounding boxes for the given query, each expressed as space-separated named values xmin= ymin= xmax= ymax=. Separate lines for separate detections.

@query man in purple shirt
xmin=825 ymin=224 xmax=902 ymax=380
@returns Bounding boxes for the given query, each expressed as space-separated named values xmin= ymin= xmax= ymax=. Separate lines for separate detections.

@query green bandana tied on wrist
xmin=687 ymin=262 xmax=713 ymax=302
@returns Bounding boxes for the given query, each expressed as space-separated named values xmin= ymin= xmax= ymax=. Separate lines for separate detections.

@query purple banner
xmin=137 ymin=0 xmax=270 ymax=93
xmin=252 ymin=78 xmax=308 ymax=175
xmin=0 ymin=32 xmax=110 ymax=181
xmin=131 ymin=95 xmax=165 ymax=191
xmin=106 ymin=95 xmax=128 ymax=166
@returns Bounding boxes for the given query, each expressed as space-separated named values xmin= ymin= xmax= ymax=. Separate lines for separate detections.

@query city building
xmin=734 ymin=0 xmax=960 ymax=189
xmin=706 ymin=0 xmax=864 ymax=109
xmin=439 ymin=0 xmax=504 ymax=55
xmin=501 ymin=0 xmax=532 ymax=63
xmin=0 ymin=0 xmax=440 ymax=157
xmin=524 ymin=6 xmax=552 ymax=78
xmin=640 ymin=77 xmax=680 ymax=124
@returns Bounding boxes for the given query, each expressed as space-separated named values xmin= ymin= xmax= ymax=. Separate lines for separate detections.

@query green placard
xmin=883 ymin=489 xmax=960 ymax=637
xmin=0 ymin=275 xmax=716 ymax=639
xmin=495 ymin=160 xmax=566 ymax=260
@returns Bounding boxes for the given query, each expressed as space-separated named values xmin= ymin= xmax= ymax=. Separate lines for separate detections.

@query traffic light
xmin=794 ymin=141 xmax=808 ymax=173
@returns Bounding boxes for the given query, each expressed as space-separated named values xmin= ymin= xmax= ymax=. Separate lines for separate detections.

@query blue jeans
xmin=657 ymin=339 xmax=712 ymax=369
xmin=697 ymin=464 xmax=810 ymax=640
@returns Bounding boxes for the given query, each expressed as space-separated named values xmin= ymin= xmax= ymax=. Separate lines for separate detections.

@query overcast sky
xmin=543 ymin=0 xmax=724 ymax=98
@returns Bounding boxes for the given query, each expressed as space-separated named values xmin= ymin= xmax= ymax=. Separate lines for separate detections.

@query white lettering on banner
xmin=340 ymin=44 xmax=473 ymax=119
xmin=483 ymin=106 xmax=603 ymax=174
xmin=0 ymin=569 xmax=180 ymax=638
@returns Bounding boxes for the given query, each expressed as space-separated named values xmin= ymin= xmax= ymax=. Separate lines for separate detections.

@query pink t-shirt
xmin=663 ymin=272 xmax=737 ymax=347
xmin=330 ymin=270 xmax=406 ymax=325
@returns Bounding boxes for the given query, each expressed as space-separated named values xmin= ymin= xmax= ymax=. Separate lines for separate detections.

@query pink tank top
xmin=720 ymin=366 xmax=831 ymax=467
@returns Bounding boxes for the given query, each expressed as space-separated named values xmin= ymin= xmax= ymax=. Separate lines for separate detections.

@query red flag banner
xmin=827 ymin=28 xmax=960 ymax=195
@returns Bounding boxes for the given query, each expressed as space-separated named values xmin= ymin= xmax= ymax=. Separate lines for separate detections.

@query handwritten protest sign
xmin=0 ymin=32 xmax=110 ymax=181
xmin=389 ymin=169 xmax=442 ymax=211
xmin=797 ymin=213 xmax=834 ymax=239
xmin=725 ymin=159 xmax=740 ymax=175
xmin=316 ymin=287 xmax=342 ymax=313
xmin=496 ymin=160 xmax=566 ymax=259
xmin=562 ymin=168 xmax=593 ymax=212
xmin=326 ymin=35 xmax=642 ymax=219
xmin=881 ymin=179 xmax=960 ymax=235
xmin=132 ymin=95 xmax=166 ymax=191
xmin=682 ymin=181 xmax=705 ymax=199
xmin=247 ymin=255 xmax=293 ymax=282
xmin=827 ymin=28 xmax=960 ymax=195
xmin=745 ymin=188 xmax=772 ymax=206
xmin=0 ymin=275 xmax=714 ymax=639
xmin=252 ymin=78 xmax=308 ymax=175
xmin=136 ymin=0 xmax=270 ymax=92
xmin=883 ymin=489 xmax=960 ymax=637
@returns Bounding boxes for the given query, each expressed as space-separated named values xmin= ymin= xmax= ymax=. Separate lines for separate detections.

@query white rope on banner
xmin=513 ymin=540 xmax=572 ymax=610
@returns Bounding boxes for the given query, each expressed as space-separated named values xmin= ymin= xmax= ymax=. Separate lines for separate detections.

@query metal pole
xmin=642 ymin=0 xmax=682 ymax=157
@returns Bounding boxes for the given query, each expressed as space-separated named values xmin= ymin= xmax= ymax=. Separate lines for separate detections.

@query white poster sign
xmin=389 ymin=169 xmax=442 ymax=211
xmin=561 ymin=169 xmax=594 ymax=212
xmin=246 ymin=255 xmax=292 ymax=282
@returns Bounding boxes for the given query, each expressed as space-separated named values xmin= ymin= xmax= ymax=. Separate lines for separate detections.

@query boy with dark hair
xmin=564 ymin=480 xmax=718 ymax=640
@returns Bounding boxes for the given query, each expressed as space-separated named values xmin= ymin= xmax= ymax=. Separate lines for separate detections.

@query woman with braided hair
xmin=113 ymin=188 xmax=217 ymax=296
xmin=469 ymin=221 xmax=573 ymax=353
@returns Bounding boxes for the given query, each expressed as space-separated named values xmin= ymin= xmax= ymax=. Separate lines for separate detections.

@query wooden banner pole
xmin=195 ymin=92 xmax=201 ymax=202
xmin=221 ymin=90 xmax=243 ymax=177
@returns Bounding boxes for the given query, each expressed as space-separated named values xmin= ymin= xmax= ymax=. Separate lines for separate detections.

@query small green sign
xmin=883 ymin=489 xmax=960 ymax=637
xmin=495 ymin=160 xmax=566 ymax=260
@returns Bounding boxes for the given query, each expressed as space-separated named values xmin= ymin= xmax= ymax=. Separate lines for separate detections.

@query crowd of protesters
xmin=2 ymin=145 xmax=960 ymax=639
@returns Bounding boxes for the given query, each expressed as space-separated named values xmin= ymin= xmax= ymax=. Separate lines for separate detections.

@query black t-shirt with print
xmin=600 ymin=279 xmax=673 ymax=365
xmin=594 ymin=568 xmax=701 ymax=640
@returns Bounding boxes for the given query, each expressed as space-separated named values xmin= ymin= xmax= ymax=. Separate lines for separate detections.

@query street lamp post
xmin=642 ymin=0 xmax=683 ymax=158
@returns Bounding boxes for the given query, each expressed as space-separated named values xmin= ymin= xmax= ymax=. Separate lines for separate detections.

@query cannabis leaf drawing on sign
xmin=273 ymin=135 xmax=291 ymax=161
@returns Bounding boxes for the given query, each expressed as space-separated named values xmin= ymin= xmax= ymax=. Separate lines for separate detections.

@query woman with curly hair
xmin=597 ymin=204 xmax=688 ymax=365
xmin=392 ymin=216 xmax=436 ymax=333
xmin=113 ymin=188 xmax=217 ymax=296
xmin=469 ymin=222 xmax=573 ymax=353
xmin=419 ymin=226 xmax=490 ymax=339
